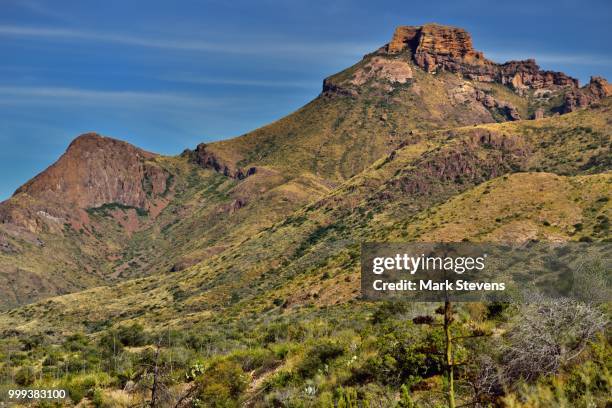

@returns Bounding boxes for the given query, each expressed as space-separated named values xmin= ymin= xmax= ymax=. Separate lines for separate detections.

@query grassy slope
xmin=1 ymin=99 xmax=609 ymax=335
xmin=0 ymin=54 xmax=552 ymax=310
xmin=203 ymin=54 xmax=535 ymax=182
xmin=0 ymin=98 xmax=609 ymax=408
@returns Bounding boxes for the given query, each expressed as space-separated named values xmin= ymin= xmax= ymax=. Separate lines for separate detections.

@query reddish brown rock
xmin=561 ymin=77 xmax=612 ymax=113
xmin=586 ymin=76 xmax=612 ymax=98
xmin=191 ymin=143 xmax=256 ymax=180
xmin=474 ymin=90 xmax=521 ymax=121
xmin=14 ymin=133 xmax=162 ymax=209
xmin=385 ymin=24 xmax=578 ymax=93
xmin=498 ymin=59 xmax=578 ymax=92
xmin=0 ymin=133 xmax=169 ymax=231
xmin=533 ymin=108 xmax=545 ymax=120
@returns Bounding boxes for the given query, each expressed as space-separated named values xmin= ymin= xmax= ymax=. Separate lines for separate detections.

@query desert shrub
xmin=334 ymin=386 xmax=359 ymax=407
xmin=20 ymin=334 xmax=46 ymax=351
xmin=60 ymin=372 xmax=115 ymax=404
xmin=184 ymin=331 xmax=219 ymax=352
xmin=500 ymin=298 xmax=606 ymax=384
xmin=91 ymin=387 xmax=110 ymax=408
xmin=296 ymin=340 xmax=345 ymax=378
xmin=265 ymin=370 xmax=297 ymax=389
xmin=97 ymin=331 xmax=124 ymax=356
xmin=64 ymin=333 xmax=89 ymax=351
xmin=371 ymin=301 xmax=411 ymax=324
xmin=353 ymin=324 xmax=444 ymax=386
xmin=116 ymin=323 xmax=147 ymax=347
xmin=61 ymin=355 xmax=90 ymax=373
xmin=269 ymin=342 xmax=298 ymax=359
xmin=96 ymin=324 xmax=148 ymax=360
xmin=64 ymin=381 xmax=87 ymax=404
xmin=260 ymin=322 xmax=306 ymax=344
xmin=42 ymin=352 xmax=60 ymax=366
xmin=230 ymin=347 xmax=279 ymax=372
xmin=194 ymin=360 xmax=248 ymax=407
xmin=397 ymin=384 xmax=415 ymax=408
xmin=486 ymin=302 xmax=510 ymax=319
xmin=14 ymin=366 xmax=36 ymax=386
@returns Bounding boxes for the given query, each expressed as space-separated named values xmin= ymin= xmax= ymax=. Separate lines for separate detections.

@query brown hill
xmin=0 ymin=23 xmax=609 ymax=310
xmin=1 ymin=133 xmax=170 ymax=233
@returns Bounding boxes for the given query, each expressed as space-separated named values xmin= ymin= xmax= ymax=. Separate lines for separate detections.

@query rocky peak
xmin=388 ymin=23 xmax=486 ymax=71
xmin=385 ymin=24 xmax=579 ymax=91
xmin=324 ymin=23 xmax=608 ymax=116
xmin=561 ymin=76 xmax=612 ymax=113
xmin=10 ymin=132 xmax=166 ymax=211
xmin=586 ymin=76 xmax=612 ymax=98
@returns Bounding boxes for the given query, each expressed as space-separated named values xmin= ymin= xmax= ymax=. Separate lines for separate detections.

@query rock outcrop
xmin=561 ymin=76 xmax=612 ymax=113
xmin=350 ymin=56 xmax=413 ymax=86
xmin=13 ymin=133 xmax=165 ymax=209
xmin=324 ymin=23 xmax=608 ymax=116
xmin=386 ymin=24 xmax=578 ymax=93
xmin=388 ymin=24 xmax=487 ymax=72
xmin=191 ymin=143 xmax=256 ymax=180
xmin=533 ymin=108 xmax=545 ymax=120
xmin=384 ymin=130 xmax=530 ymax=197
xmin=474 ymin=89 xmax=521 ymax=121
xmin=0 ymin=133 xmax=169 ymax=231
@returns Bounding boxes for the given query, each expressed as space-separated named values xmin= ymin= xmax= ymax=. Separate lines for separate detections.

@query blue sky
xmin=1 ymin=0 xmax=611 ymax=200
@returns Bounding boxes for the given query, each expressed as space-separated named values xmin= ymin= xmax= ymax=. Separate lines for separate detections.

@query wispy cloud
xmin=158 ymin=74 xmax=321 ymax=89
xmin=0 ymin=25 xmax=376 ymax=57
xmin=0 ymin=85 xmax=224 ymax=109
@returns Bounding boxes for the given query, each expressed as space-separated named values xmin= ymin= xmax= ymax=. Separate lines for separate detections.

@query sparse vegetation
xmin=0 ymin=33 xmax=610 ymax=406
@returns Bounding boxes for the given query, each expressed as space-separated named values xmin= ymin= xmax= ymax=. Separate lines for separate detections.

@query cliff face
xmin=389 ymin=24 xmax=487 ymax=70
xmin=190 ymin=143 xmax=256 ymax=180
xmin=324 ymin=23 xmax=608 ymax=115
xmin=0 ymin=133 xmax=169 ymax=231
xmin=386 ymin=24 xmax=577 ymax=91
xmin=562 ymin=76 xmax=612 ymax=112
xmin=14 ymin=133 xmax=165 ymax=209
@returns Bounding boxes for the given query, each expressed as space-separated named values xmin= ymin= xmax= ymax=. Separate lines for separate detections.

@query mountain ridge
xmin=0 ymin=23 xmax=610 ymax=311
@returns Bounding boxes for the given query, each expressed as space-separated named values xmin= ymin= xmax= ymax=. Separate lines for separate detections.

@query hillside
xmin=0 ymin=100 xmax=609 ymax=406
xmin=1 ymin=24 xmax=610 ymax=311
xmin=0 ymin=23 xmax=610 ymax=408
xmin=1 ymin=98 xmax=610 ymax=333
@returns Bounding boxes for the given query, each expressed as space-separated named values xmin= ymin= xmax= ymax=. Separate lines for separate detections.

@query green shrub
xmin=116 ymin=323 xmax=147 ymax=347
xmin=261 ymin=322 xmax=306 ymax=344
xmin=92 ymin=387 xmax=108 ymax=408
xmin=230 ymin=348 xmax=278 ymax=372
xmin=14 ymin=366 xmax=36 ymax=386
xmin=372 ymin=301 xmax=411 ymax=324
xmin=353 ymin=324 xmax=443 ymax=386
xmin=297 ymin=340 xmax=345 ymax=378
xmin=397 ymin=384 xmax=415 ymax=408
xmin=194 ymin=360 xmax=248 ymax=407
xmin=64 ymin=333 xmax=89 ymax=351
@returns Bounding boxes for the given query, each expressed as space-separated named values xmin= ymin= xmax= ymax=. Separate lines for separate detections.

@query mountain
xmin=1 ymin=23 xmax=609 ymax=311
xmin=2 ymin=97 xmax=610 ymax=329
xmin=0 ymin=23 xmax=610 ymax=407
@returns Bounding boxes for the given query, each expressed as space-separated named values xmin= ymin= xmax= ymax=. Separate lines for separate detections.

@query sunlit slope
xmin=2 ymin=35 xmax=602 ymax=309
xmin=205 ymin=65 xmax=537 ymax=183
xmin=0 ymin=157 xmax=334 ymax=309
xmin=1 ymin=100 xmax=609 ymax=334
